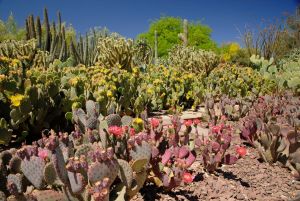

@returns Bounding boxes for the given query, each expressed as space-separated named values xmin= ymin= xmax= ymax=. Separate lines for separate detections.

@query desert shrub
xmin=205 ymin=65 xmax=275 ymax=97
xmin=136 ymin=65 xmax=205 ymax=112
xmin=168 ymin=45 xmax=219 ymax=76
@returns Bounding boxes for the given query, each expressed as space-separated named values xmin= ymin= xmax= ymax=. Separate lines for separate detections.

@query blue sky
xmin=0 ymin=0 xmax=298 ymax=45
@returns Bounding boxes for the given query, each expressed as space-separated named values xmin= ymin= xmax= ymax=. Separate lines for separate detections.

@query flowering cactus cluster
xmin=146 ymin=114 xmax=197 ymax=190
xmin=238 ymin=94 xmax=300 ymax=179
xmin=195 ymin=122 xmax=238 ymax=173
xmin=0 ymin=98 xmax=241 ymax=200
xmin=205 ymin=93 xmax=257 ymax=125
xmin=0 ymin=100 xmax=152 ymax=200
xmin=205 ymin=65 xmax=274 ymax=98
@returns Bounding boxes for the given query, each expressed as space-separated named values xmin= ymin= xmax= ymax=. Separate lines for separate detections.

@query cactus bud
xmin=102 ymin=177 xmax=110 ymax=188
xmin=100 ymin=150 xmax=107 ymax=161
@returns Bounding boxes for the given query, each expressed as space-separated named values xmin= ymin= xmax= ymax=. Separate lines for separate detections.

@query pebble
xmin=236 ymin=193 xmax=246 ymax=200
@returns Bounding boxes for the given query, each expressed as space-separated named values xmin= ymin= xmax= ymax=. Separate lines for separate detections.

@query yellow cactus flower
xmin=0 ymin=74 xmax=6 ymax=80
xmin=133 ymin=118 xmax=143 ymax=125
xmin=11 ymin=59 xmax=20 ymax=67
xmin=106 ymin=90 xmax=113 ymax=97
xmin=69 ymin=77 xmax=79 ymax=86
xmin=147 ymin=88 xmax=154 ymax=95
xmin=0 ymin=56 xmax=10 ymax=63
xmin=153 ymin=79 xmax=161 ymax=84
xmin=187 ymin=73 xmax=193 ymax=79
xmin=222 ymin=53 xmax=231 ymax=62
xmin=132 ymin=67 xmax=138 ymax=74
xmin=10 ymin=94 xmax=25 ymax=107
xmin=111 ymin=85 xmax=117 ymax=90
xmin=229 ymin=43 xmax=240 ymax=55
xmin=72 ymin=102 xmax=82 ymax=110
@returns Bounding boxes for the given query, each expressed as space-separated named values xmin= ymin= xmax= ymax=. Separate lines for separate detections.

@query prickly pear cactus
xmin=21 ymin=156 xmax=45 ymax=189
xmin=7 ymin=173 xmax=26 ymax=194
xmin=32 ymin=189 xmax=67 ymax=201
xmin=106 ymin=114 xmax=122 ymax=127
xmin=117 ymin=159 xmax=133 ymax=188
xmin=0 ymin=118 xmax=12 ymax=145
xmin=43 ymin=162 xmax=58 ymax=185
xmin=68 ymin=172 xmax=87 ymax=194
xmin=129 ymin=141 xmax=151 ymax=162
xmin=88 ymin=160 xmax=119 ymax=184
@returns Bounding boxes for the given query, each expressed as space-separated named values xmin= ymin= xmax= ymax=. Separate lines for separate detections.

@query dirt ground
xmin=132 ymin=122 xmax=300 ymax=201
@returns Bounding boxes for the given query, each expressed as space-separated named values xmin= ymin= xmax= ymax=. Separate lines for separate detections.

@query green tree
xmin=0 ymin=12 xmax=26 ymax=42
xmin=137 ymin=16 xmax=217 ymax=57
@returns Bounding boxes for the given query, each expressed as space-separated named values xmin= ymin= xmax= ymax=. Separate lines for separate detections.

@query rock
xmin=235 ymin=193 xmax=245 ymax=200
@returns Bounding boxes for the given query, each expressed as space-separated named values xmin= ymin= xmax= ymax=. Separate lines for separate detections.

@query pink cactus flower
xmin=221 ymin=115 xmax=227 ymax=121
xmin=38 ymin=150 xmax=48 ymax=160
xmin=168 ymin=124 xmax=174 ymax=129
xmin=182 ymin=172 xmax=194 ymax=183
xmin=236 ymin=146 xmax=247 ymax=157
xmin=151 ymin=118 xmax=160 ymax=128
xmin=108 ymin=126 xmax=123 ymax=138
xmin=123 ymin=126 xmax=129 ymax=133
xmin=184 ymin=120 xmax=193 ymax=127
xmin=212 ymin=125 xmax=221 ymax=133
xmin=193 ymin=118 xmax=201 ymax=125
xmin=130 ymin=128 xmax=135 ymax=136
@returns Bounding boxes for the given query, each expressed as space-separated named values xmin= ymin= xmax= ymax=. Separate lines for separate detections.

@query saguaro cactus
xmin=179 ymin=19 xmax=188 ymax=47
xmin=154 ymin=30 xmax=158 ymax=65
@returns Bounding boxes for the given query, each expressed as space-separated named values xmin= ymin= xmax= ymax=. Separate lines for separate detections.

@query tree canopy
xmin=137 ymin=16 xmax=217 ymax=57
xmin=0 ymin=12 xmax=26 ymax=42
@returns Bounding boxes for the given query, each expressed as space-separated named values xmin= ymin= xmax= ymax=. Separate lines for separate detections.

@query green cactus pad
xmin=25 ymin=86 xmax=38 ymax=105
xmin=65 ymin=112 xmax=73 ymax=121
xmin=19 ymin=98 xmax=32 ymax=114
xmin=0 ymin=151 xmax=12 ymax=166
xmin=7 ymin=195 xmax=28 ymax=201
xmin=130 ymin=141 xmax=151 ymax=162
xmin=43 ymin=162 xmax=57 ymax=185
xmin=0 ymin=191 xmax=6 ymax=201
xmin=99 ymin=120 xmax=109 ymax=148
xmin=99 ymin=119 xmax=109 ymax=130
xmin=106 ymin=114 xmax=122 ymax=127
xmin=0 ymin=119 xmax=12 ymax=145
xmin=86 ymin=116 xmax=98 ymax=130
xmin=73 ymin=108 xmax=87 ymax=133
xmin=21 ymin=156 xmax=45 ymax=189
xmin=117 ymin=159 xmax=133 ymax=188
xmin=67 ymin=172 xmax=87 ymax=194
xmin=7 ymin=173 xmax=26 ymax=194
xmin=126 ymin=169 xmax=148 ymax=198
xmin=74 ymin=144 xmax=92 ymax=159
xmin=121 ymin=116 xmax=133 ymax=127
xmin=131 ymin=158 xmax=148 ymax=173
xmin=32 ymin=189 xmax=67 ymax=201
xmin=58 ymin=143 xmax=72 ymax=162
xmin=88 ymin=160 xmax=119 ymax=185
xmin=52 ymin=148 xmax=69 ymax=186
xmin=86 ymin=100 xmax=98 ymax=117
xmin=10 ymin=109 xmax=22 ymax=122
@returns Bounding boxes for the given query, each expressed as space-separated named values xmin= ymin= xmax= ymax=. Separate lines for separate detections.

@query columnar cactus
xmin=178 ymin=19 xmax=188 ymax=47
